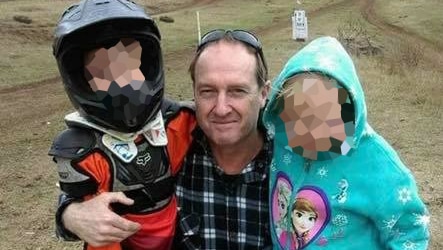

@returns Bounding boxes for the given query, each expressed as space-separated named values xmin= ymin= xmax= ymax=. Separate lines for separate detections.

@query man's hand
xmin=62 ymin=192 xmax=140 ymax=247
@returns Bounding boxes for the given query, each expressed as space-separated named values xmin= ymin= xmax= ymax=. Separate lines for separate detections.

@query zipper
xmin=304 ymin=159 xmax=312 ymax=172
xmin=282 ymin=158 xmax=310 ymax=249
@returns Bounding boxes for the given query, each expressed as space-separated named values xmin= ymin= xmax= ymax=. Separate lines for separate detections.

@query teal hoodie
xmin=263 ymin=37 xmax=429 ymax=250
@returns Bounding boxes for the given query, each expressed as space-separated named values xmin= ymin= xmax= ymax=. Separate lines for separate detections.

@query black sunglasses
xmin=197 ymin=29 xmax=267 ymax=72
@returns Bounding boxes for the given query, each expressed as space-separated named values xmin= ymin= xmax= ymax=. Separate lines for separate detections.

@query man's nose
xmin=213 ymin=93 xmax=232 ymax=116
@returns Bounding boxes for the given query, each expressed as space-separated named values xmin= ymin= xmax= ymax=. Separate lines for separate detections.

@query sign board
xmin=292 ymin=10 xmax=308 ymax=40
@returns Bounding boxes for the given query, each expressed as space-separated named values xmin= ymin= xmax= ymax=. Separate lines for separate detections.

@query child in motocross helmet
xmin=49 ymin=1 xmax=196 ymax=249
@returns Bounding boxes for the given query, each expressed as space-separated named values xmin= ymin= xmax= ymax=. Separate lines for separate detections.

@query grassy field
xmin=0 ymin=0 xmax=441 ymax=249
xmin=376 ymin=0 xmax=443 ymax=47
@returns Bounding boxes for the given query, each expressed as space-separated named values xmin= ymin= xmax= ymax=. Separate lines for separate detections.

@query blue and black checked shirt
xmin=174 ymin=127 xmax=272 ymax=250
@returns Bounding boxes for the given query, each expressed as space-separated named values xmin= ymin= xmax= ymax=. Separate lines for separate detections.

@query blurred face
xmin=292 ymin=208 xmax=317 ymax=234
xmin=193 ymin=41 xmax=268 ymax=147
xmin=279 ymin=74 xmax=347 ymax=156
xmin=84 ymin=38 xmax=145 ymax=91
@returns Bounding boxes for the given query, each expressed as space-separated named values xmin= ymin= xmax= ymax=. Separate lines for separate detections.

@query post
xmin=196 ymin=11 xmax=201 ymax=44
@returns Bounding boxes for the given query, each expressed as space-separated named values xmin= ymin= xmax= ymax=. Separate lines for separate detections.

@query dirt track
xmin=0 ymin=0 xmax=440 ymax=249
xmin=359 ymin=0 xmax=443 ymax=71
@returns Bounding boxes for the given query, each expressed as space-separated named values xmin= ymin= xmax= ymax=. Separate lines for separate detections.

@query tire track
xmin=359 ymin=0 xmax=443 ymax=70
xmin=0 ymin=0 xmax=356 ymax=94
xmin=0 ymin=0 xmax=220 ymax=94
xmin=2 ymin=0 xmax=441 ymax=124
xmin=148 ymin=0 xmax=219 ymax=16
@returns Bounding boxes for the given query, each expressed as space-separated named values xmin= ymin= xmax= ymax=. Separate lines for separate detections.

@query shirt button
xmin=229 ymin=232 xmax=237 ymax=241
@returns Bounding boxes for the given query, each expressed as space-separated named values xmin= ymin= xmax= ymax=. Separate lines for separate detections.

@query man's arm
xmin=58 ymin=192 xmax=141 ymax=247
xmin=49 ymin=128 xmax=141 ymax=246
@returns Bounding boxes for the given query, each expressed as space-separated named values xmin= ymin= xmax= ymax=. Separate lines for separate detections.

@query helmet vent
xmin=61 ymin=4 xmax=79 ymax=18
xmin=93 ymin=0 xmax=110 ymax=5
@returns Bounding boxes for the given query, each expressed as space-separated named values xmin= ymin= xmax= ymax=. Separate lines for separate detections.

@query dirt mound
xmin=0 ymin=22 xmax=53 ymax=44
xmin=340 ymin=37 xmax=382 ymax=56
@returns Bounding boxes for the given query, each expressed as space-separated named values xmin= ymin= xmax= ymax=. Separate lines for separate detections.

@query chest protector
xmin=50 ymin=102 xmax=197 ymax=250
xmin=49 ymin=111 xmax=173 ymax=214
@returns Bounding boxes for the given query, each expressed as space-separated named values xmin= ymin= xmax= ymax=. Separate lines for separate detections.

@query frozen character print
xmin=292 ymin=197 xmax=319 ymax=247
xmin=271 ymin=173 xmax=293 ymax=247
xmin=278 ymin=186 xmax=331 ymax=249
xmin=332 ymin=179 xmax=348 ymax=204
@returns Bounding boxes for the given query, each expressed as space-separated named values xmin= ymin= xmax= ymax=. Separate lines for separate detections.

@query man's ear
xmin=260 ymin=80 xmax=271 ymax=108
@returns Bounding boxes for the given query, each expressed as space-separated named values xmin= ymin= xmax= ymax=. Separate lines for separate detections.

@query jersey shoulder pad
xmin=48 ymin=127 xmax=96 ymax=159
xmin=161 ymin=98 xmax=195 ymax=122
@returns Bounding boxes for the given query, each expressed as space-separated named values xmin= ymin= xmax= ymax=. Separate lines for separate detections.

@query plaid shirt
xmin=174 ymin=127 xmax=272 ymax=250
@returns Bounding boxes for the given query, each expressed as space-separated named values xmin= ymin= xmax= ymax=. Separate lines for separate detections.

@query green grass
xmin=157 ymin=0 xmax=303 ymax=53
xmin=0 ymin=0 xmax=78 ymax=88
xmin=155 ymin=0 xmax=331 ymax=100
xmin=0 ymin=44 xmax=58 ymax=88
xmin=0 ymin=0 xmax=338 ymax=89
xmin=376 ymin=0 xmax=443 ymax=46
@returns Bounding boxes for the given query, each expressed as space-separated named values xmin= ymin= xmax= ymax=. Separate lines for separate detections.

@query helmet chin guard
xmin=54 ymin=0 xmax=164 ymax=133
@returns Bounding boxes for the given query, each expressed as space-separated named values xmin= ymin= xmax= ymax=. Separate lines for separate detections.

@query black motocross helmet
xmin=53 ymin=0 xmax=164 ymax=133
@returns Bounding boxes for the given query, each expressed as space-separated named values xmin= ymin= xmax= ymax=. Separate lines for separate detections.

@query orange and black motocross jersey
xmin=49 ymin=106 xmax=196 ymax=250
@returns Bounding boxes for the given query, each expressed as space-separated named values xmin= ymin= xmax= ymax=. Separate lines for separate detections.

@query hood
xmin=263 ymin=36 xmax=370 ymax=158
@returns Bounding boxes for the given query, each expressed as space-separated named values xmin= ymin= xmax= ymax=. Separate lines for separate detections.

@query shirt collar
xmin=192 ymin=126 xmax=272 ymax=184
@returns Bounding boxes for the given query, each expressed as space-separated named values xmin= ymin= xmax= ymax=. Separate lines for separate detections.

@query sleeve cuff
xmin=55 ymin=193 xmax=82 ymax=241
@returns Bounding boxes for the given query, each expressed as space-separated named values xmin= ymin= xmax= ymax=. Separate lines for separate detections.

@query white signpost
xmin=196 ymin=11 xmax=201 ymax=44
xmin=292 ymin=10 xmax=308 ymax=41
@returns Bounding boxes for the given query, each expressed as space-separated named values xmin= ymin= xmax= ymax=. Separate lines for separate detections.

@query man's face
xmin=279 ymin=74 xmax=347 ymax=154
xmin=84 ymin=38 xmax=145 ymax=92
xmin=193 ymin=41 xmax=268 ymax=147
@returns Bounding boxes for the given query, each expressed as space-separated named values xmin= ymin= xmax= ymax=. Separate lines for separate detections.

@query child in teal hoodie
xmin=263 ymin=37 xmax=429 ymax=250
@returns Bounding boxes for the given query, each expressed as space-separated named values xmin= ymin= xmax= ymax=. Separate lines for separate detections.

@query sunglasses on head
xmin=197 ymin=29 xmax=267 ymax=71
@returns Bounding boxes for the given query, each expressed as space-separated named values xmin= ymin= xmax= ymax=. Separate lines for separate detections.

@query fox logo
xmin=136 ymin=152 xmax=152 ymax=167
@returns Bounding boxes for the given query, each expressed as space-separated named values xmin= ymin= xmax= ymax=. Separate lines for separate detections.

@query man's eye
xmin=199 ymin=89 xmax=215 ymax=98
xmin=229 ymin=89 xmax=247 ymax=98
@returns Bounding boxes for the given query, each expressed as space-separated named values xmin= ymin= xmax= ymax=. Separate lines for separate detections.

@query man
xmin=174 ymin=30 xmax=271 ymax=249
xmin=56 ymin=29 xmax=273 ymax=249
